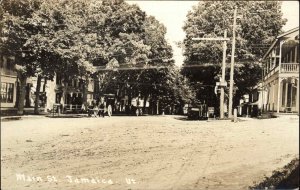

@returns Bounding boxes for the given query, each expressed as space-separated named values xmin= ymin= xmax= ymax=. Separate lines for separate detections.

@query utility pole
xmin=228 ymin=6 xmax=237 ymax=118
xmin=220 ymin=30 xmax=227 ymax=119
xmin=192 ymin=30 xmax=229 ymax=119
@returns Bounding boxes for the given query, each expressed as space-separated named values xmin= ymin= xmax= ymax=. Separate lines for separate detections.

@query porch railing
xmin=281 ymin=63 xmax=299 ymax=73
xmin=63 ymin=104 xmax=82 ymax=113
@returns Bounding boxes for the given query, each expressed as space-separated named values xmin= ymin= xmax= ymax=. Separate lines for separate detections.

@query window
xmin=252 ymin=91 xmax=258 ymax=102
xmin=275 ymin=58 xmax=279 ymax=67
xmin=296 ymin=45 xmax=299 ymax=63
xmin=282 ymin=82 xmax=286 ymax=106
xmin=56 ymin=75 xmax=62 ymax=85
xmin=0 ymin=82 xmax=14 ymax=103
xmin=74 ymin=79 xmax=78 ymax=88
xmin=79 ymin=79 xmax=83 ymax=88
xmin=0 ymin=56 xmax=4 ymax=68
xmin=68 ymin=78 xmax=72 ymax=87
xmin=7 ymin=58 xmax=12 ymax=70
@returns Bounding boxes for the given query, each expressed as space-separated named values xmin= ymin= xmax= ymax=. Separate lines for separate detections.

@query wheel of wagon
xmin=107 ymin=105 xmax=112 ymax=117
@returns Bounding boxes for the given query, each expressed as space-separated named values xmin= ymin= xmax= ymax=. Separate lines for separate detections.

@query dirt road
xmin=1 ymin=115 xmax=299 ymax=190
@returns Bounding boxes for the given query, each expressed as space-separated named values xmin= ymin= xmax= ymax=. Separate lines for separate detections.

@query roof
xmin=277 ymin=27 xmax=299 ymax=38
xmin=263 ymin=27 xmax=299 ymax=59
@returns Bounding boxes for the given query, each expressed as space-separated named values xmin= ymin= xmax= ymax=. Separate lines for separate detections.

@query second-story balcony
xmin=281 ymin=63 xmax=299 ymax=73
xmin=262 ymin=27 xmax=299 ymax=81
xmin=264 ymin=63 xmax=299 ymax=80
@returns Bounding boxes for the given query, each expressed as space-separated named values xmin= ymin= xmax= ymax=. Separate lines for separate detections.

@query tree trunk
xmin=61 ymin=81 xmax=67 ymax=113
xmin=25 ymin=84 xmax=30 ymax=107
xmin=43 ymin=78 xmax=47 ymax=92
xmin=143 ymin=94 xmax=148 ymax=114
xmin=43 ymin=78 xmax=47 ymax=112
xmin=34 ymin=75 xmax=42 ymax=114
xmin=17 ymin=74 xmax=27 ymax=115
xmin=149 ymin=94 xmax=154 ymax=115
xmin=82 ymin=77 xmax=89 ymax=107
xmin=157 ymin=100 xmax=159 ymax=115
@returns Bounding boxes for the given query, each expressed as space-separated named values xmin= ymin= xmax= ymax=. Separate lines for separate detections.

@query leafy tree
xmin=136 ymin=15 xmax=195 ymax=113
xmin=0 ymin=0 xmax=44 ymax=114
xmin=157 ymin=67 xmax=195 ymax=112
xmin=26 ymin=0 xmax=99 ymax=108
xmin=88 ymin=0 xmax=151 ymax=101
xmin=182 ymin=1 xmax=287 ymax=110
xmin=91 ymin=2 xmax=195 ymax=113
xmin=138 ymin=15 xmax=174 ymax=111
xmin=1 ymin=0 xmax=100 ymax=113
xmin=1 ymin=0 xmax=195 ymax=115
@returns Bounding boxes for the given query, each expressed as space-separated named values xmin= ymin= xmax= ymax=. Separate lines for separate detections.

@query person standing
xmin=98 ymin=97 xmax=106 ymax=117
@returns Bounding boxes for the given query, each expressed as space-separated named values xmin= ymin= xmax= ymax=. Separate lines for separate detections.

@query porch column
xmin=272 ymin=81 xmax=275 ymax=112
xmin=279 ymin=40 xmax=286 ymax=74
xmin=296 ymin=79 xmax=299 ymax=113
xmin=261 ymin=84 xmax=265 ymax=113
xmin=284 ymin=81 xmax=288 ymax=108
xmin=267 ymin=85 xmax=270 ymax=111
xmin=277 ymin=78 xmax=282 ymax=113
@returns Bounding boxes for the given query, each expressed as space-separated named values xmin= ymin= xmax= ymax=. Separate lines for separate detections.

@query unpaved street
xmin=1 ymin=115 xmax=299 ymax=190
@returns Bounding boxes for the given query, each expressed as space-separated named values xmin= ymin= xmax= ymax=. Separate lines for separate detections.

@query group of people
xmin=87 ymin=97 xmax=106 ymax=117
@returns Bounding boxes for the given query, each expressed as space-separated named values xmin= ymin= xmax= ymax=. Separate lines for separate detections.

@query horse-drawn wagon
xmin=88 ymin=94 xmax=115 ymax=117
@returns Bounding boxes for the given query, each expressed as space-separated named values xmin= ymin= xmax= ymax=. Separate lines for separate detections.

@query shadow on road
xmin=173 ymin=116 xmax=208 ymax=121
xmin=249 ymin=158 xmax=299 ymax=189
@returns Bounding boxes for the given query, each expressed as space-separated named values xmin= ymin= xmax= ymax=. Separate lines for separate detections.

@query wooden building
xmin=262 ymin=27 xmax=299 ymax=114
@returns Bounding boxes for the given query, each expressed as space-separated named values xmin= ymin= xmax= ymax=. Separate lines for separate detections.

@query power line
xmin=95 ymin=79 xmax=216 ymax=88
xmin=95 ymin=59 xmax=260 ymax=71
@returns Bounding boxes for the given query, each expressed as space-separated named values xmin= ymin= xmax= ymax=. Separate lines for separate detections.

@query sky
xmin=127 ymin=1 xmax=299 ymax=67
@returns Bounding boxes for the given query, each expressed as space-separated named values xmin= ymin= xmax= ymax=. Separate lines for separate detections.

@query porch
xmin=278 ymin=77 xmax=298 ymax=113
xmin=262 ymin=63 xmax=299 ymax=113
xmin=262 ymin=27 xmax=299 ymax=114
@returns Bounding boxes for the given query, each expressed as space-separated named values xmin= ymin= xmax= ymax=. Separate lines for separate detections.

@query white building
xmin=261 ymin=27 xmax=299 ymax=114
